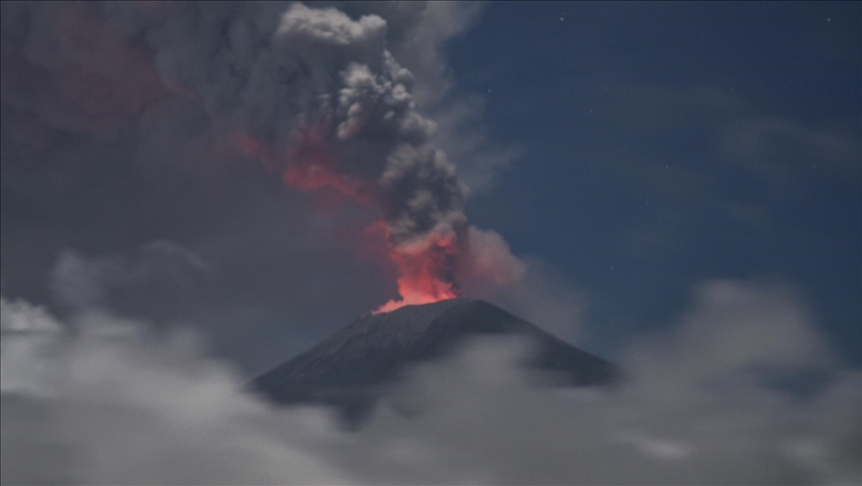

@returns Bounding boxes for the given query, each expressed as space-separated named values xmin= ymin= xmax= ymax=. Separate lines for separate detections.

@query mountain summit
xmin=251 ymin=298 xmax=617 ymax=420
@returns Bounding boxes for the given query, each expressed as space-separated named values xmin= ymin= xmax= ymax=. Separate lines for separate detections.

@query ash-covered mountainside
xmin=251 ymin=299 xmax=617 ymax=418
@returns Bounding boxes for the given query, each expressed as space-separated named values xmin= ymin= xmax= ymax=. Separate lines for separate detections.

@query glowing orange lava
xmin=373 ymin=228 xmax=461 ymax=314
xmin=373 ymin=277 xmax=458 ymax=313
xmin=234 ymin=129 xmax=461 ymax=314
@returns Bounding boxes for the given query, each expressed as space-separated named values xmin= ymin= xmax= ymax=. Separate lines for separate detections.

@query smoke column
xmin=129 ymin=2 xmax=471 ymax=311
xmin=1 ymin=1 xmax=531 ymax=312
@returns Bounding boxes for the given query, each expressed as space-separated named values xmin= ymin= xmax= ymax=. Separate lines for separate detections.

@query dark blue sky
xmin=447 ymin=2 xmax=860 ymax=363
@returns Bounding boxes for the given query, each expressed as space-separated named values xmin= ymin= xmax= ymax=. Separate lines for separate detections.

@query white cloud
xmin=2 ymin=278 xmax=857 ymax=485
xmin=461 ymin=228 xmax=587 ymax=342
xmin=430 ymin=94 xmax=524 ymax=194
xmin=49 ymin=241 xmax=211 ymax=309
xmin=1 ymin=300 xmax=348 ymax=485
xmin=625 ymin=279 xmax=836 ymax=385
xmin=605 ymin=84 xmax=860 ymax=188
xmin=380 ymin=2 xmax=486 ymax=108
xmin=718 ymin=116 xmax=860 ymax=184
xmin=0 ymin=295 xmax=62 ymax=334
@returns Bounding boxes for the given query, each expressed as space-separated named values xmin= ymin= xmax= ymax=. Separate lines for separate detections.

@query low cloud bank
xmin=1 ymin=279 xmax=859 ymax=485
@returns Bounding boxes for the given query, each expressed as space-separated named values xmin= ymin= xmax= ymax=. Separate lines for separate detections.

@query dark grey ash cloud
xmin=0 ymin=0 xmax=565 ymax=372
xmin=109 ymin=1 xmax=468 ymax=254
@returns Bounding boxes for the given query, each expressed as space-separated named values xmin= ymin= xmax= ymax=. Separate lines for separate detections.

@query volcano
xmin=250 ymin=298 xmax=618 ymax=421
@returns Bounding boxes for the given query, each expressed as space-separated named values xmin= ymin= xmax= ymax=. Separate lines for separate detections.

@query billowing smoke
xmin=2 ymin=279 xmax=859 ymax=485
xmin=114 ymin=1 xmax=471 ymax=311
xmin=0 ymin=1 xmax=548 ymax=315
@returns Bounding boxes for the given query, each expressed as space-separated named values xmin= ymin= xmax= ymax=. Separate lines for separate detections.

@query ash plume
xmin=2 ymin=1 xmax=480 ymax=310
xmin=130 ymin=1 xmax=469 ymax=308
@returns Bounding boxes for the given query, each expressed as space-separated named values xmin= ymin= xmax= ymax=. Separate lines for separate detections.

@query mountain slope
xmin=250 ymin=298 xmax=617 ymax=418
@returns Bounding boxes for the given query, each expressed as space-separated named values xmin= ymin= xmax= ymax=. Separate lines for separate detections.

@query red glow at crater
xmin=233 ymin=129 xmax=460 ymax=314
xmin=373 ymin=226 xmax=460 ymax=314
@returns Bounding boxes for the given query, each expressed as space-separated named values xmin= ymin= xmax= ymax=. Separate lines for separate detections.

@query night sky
xmin=452 ymin=1 xmax=861 ymax=364
xmin=1 ymin=1 xmax=859 ymax=374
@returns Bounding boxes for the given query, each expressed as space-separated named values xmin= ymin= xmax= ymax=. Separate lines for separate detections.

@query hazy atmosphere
xmin=1 ymin=2 xmax=860 ymax=485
